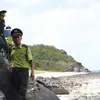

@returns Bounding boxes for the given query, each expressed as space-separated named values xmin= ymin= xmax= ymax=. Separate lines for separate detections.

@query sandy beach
xmin=35 ymin=71 xmax=88 ymax=78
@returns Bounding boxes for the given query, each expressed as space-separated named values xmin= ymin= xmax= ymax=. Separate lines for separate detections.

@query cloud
xmin=3 ymin=0 xmax=100 ymax=70
xmin=27 ymin=8 xmax=100 ymax=45
xmin=25 ymin=1 xmax=100 ymax=70
xmin=5 ymin=8 xmax=24 ymax=28
xmin=4 ymin=0 xmax=41 ymax=6
xmin=6 ymin=1 xmax=100 ymax=50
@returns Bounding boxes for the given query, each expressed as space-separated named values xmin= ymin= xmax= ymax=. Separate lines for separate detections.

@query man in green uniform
xmin=0 ymin=10 xmax=6 ymax=43
xmin=10 ymin=28 xmax=35 ymax=100
xmin=0 ymin=10 xmax=9 ymax=58
xmin=4 ymin=26 xmax=12 ymax=46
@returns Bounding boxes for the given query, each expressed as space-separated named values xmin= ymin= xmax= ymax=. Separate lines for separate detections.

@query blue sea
xmin=91 ymin=70 xmax=100 ymax=72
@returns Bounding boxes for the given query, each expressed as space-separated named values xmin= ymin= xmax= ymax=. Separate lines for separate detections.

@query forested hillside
xmin=29 ymin=44 xmax=89 ymax=72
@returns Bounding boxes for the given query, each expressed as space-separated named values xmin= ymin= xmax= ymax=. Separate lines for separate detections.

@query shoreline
xmin=34 ymin=71 xmax=88 ymax=78
xmin=34 ymin=71 xmax=100 ymax=100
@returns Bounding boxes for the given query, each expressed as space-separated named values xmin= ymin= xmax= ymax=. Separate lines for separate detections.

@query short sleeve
xmin=27 ymin=47 xmax=33 ymax=61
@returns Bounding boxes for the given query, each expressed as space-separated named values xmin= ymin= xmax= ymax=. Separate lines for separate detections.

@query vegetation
xmin=29 ymin=44 xmax=76 ymax=71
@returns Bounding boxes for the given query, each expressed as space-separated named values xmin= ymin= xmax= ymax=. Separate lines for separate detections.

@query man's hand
xmin=8 ymin=63 xmax=12 ymax=67
xmin=30 ymin=71 xmax=35 ymax=80
xmin=29 ymin=60 xmax=35 ymax=80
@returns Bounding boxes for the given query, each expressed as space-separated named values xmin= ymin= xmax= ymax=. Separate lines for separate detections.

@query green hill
xmin=29 ymin=44 xmax=76 ymax=71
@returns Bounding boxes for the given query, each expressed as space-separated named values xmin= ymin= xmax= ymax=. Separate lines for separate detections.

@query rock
xmin=53 ymin=87 xmax=69 ymax=94
xmin=64 ymin=62 xmax=90 ymax=72
xmin=60 ymin=49 xmax=67 ymax=55
xmin=35 ymin=76 xmax=69 ymax=94
xmin=0 ymin=54 xmax=60 ymax=100
xmin=27 ymin=81 xmax=60 ymax=100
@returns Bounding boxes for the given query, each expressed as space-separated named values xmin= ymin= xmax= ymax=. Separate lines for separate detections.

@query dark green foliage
xmin=29 ymin=44 xmax=76 ymax=71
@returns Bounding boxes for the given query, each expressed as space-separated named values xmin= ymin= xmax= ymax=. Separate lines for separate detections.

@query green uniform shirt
xmin=5 ymin=37 xmax=12 ymax=45
xmin=11 ymin=44 xmax=33 ymax=69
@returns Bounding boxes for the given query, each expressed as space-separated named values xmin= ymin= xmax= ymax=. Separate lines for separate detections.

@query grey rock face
xmin=65 ymin=62 xmax=90 ymax=72
xmin=27 ymin=80 xmax=60 ymax=100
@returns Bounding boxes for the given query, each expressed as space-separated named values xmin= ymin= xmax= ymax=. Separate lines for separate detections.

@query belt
xmin=12 ymin=67 xmax=28 ymax=71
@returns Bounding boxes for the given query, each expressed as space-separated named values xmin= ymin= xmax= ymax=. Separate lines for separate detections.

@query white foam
xmin=35 ymin=71 xmax=88 ymax=78
xmin=57 ymin=95 xmax=70 ymax=100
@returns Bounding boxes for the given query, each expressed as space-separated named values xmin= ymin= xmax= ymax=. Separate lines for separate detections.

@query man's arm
xmin=29 ymin=60 xmax=35 ymax=80
xmin=27 ymin=46 xmax=35 ymax=80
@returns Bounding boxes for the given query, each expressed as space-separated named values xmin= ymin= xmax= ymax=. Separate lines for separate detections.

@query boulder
xmin=27 ymin=80 xmax=60 ymax=100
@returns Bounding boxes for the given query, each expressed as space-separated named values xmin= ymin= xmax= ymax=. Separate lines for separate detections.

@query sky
xmin=0 ymin=0 xmax=100 ymax=71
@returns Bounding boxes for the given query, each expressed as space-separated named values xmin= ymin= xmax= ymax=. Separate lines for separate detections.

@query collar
xmin=12 ymin=44 xmax=22 ymax=49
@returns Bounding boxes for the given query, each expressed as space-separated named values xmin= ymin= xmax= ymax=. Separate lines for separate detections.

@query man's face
xmin=0 ymin=15 xmax=4 ymax=20
xmin=12 ymin=34 xmax=22 ymax=45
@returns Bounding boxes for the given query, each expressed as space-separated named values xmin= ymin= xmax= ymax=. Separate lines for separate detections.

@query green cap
xmin=0 ymin=10 xmax=7 ymax=17
xmin=11 ymin=28 xmax=23 ymax=37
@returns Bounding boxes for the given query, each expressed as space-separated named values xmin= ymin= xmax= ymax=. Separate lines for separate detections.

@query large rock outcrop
xmin=27 ymin=80 xmax=60 ymax=100
xmin=64 ymin=62 xmax=90 ymax=72
xmin=0 ymin=54 xmax=60 ymax=100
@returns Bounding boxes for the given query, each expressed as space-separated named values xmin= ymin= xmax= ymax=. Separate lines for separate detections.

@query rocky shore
xmin=35 ymin=71 xmax=100 ymax=100
xmin=0 ymin=69 xmax=100 ymax=100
